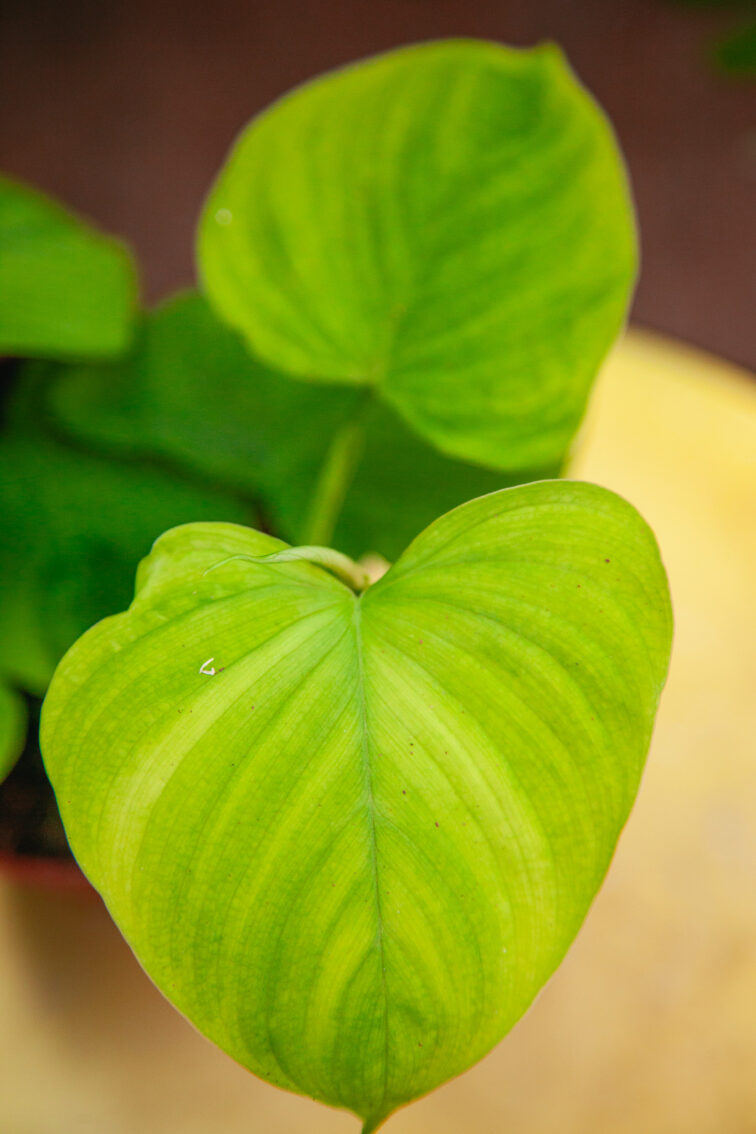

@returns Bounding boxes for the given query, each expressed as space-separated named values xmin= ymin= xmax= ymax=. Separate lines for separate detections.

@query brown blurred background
xmin=0 ymin=0 xmax=754 ymax=370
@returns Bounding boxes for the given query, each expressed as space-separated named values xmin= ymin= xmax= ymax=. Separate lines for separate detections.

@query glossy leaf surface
xmin=199 ymin=40 xmax=636 ymax=471
xmin=48 ymin=292 xmax=556 ymax=560
xmin=0 ymin=176 xmax=136 ymax=360
xmin=42 ymin=481 xmax=671 ymax=1128
xmin=0 ymin=684 xmax=26 ymax=783
xmin=0 ymin=365 xmax=252 ymax=693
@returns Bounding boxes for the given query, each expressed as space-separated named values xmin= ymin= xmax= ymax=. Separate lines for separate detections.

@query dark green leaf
xmin=0 ymin=364 xmax=252 ymax=693
xmin=0 ymin=683 xmax=26 ymax=783
xmin=714 ymin=21 xmax=756 ymax=74
xmin=48 ymin=292 xmax=557 ymax=561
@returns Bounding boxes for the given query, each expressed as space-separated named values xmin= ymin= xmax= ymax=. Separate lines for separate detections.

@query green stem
xmin=302 ymin=396 xmax=370 ymax=546
xmin=203 ymin=546 xmax=371 ymax=594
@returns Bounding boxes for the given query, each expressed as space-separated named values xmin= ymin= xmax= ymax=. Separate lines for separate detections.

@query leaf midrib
xmin=352 ymin=596 xmax=390 ymax=1117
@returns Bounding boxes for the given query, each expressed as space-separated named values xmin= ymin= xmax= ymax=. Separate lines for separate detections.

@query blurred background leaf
xmin=0 ymin=177 xmax=137 ymax=361
xmin=667 ymin=0 xmax=756 ymax=75
xmin=0 ymin=684 xmax=25 ymax=784
xmin=0 ymin=362 xmax=253 ymax=695
xmin=47 ymin=292 xmax=558 ymax=561
xmin=714 ymin=20 xmax=756 ymax=73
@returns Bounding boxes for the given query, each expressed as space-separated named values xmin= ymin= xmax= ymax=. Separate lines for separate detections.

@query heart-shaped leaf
xmin=0 ymin=683 xmax=26 ymax=783
xmin=41 ymin=481 xmax=671 ymax=1130
xmin=0 ymin=175 xmax=137 ymax=360
xmin=0 ymin=364 xmax=253 ymax=693
xmin=198 ymin=40 xmax=637 ymax=471
xmin=47 ymin=291 xmax=557 ymax=560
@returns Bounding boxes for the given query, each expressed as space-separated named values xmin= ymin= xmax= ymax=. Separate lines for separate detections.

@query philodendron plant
xmin=31 ymin=39 xmax=673 ymax=1131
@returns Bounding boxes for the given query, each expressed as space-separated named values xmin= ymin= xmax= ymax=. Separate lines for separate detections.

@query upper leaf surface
xmin=0 ymin=176 xmax=137 ymax=360
xmin=198 ymin=40 xmax=637 ymax=470
xmin=41 ymin=481 xmax=671 ymax=1127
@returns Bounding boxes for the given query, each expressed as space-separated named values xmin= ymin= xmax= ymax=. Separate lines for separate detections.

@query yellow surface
xmin=1 ymin=329 xmax=754 ymax=1133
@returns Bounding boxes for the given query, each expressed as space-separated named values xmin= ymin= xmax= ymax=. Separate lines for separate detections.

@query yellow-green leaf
xmin=41 ymin=481 xmax=671 ymax=1129
xmin=199 ymin=40 xmax=637 ymax=471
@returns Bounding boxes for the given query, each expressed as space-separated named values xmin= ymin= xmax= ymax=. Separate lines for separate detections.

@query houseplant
xmin=0 ymin=179 xmax=256 ymax=880
xmin=3 ymin=40 xmax=673 ymax=1131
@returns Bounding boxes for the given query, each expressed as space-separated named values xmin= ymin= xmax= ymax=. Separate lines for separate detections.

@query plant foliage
xmin=0 ymin=684 xmax=25 ymax=783
xmin=47 ymin=291 xmax=557 ymax=560
xmin=0 ymin=35 xmax=674 ymax=1132
xmin=0 ymin=176 xmax=136 ymax=360
xmin=0 ymin=366 xmax=252 ymax=695
xmin=41 ymin=483 xmax=672 ymax=1129
xmin=199 ymin=40 xmax=636 ymax=473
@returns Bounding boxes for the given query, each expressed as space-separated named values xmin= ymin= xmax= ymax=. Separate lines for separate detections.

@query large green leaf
xmin=48 ymin=291 xmax=556 ymax=560
xmin=41 ymin=481 xmax=671 ymax=1129
xmin=0 ymin=364 xmax=253 ymax=693
xmin=198 ymin=39 xmax=636 ymax=471
xmin=0 ymin=683 xmax=26 ymax=783
xmin=0 ymin=175 xmax=136 ymax=360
